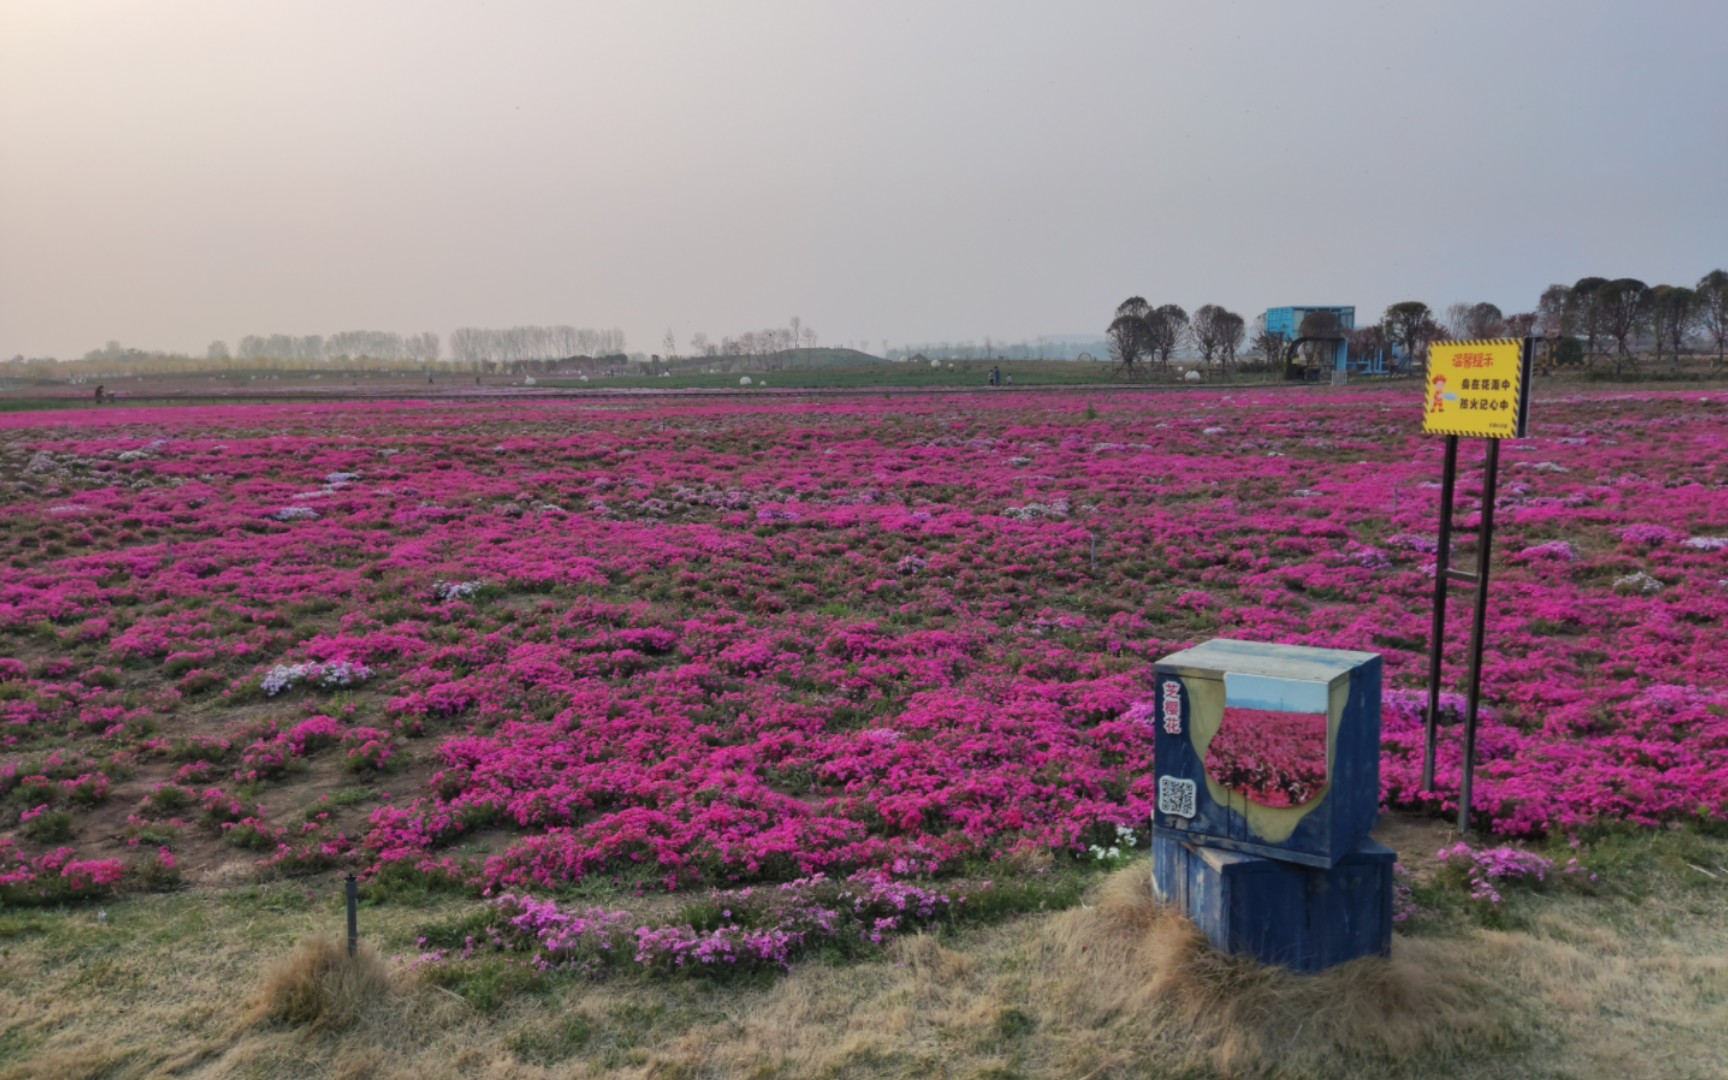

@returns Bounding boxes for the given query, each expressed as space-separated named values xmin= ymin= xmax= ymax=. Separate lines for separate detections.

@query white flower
xmin=1613 ymin=571 xmax=1663 ymax=595
xmin=1003 ymin=502 xmax=1069 ymax=521
xmin=433 ymin=579 xmax=485 ymax=602
xmin=262 ymin=660 xmax=375 ymax=696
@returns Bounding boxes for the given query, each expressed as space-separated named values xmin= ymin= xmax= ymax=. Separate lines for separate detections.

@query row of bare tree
xmin=217 ymin=331 xmax=442 ymax=365
xmin=1107 ymin=299 xmax=1248 ymax=373
xmin=448 ymin=326 xmax=627 ymax=366
xmin=1531 ymin=273 xmax=1728 ymax=372
xmin=2 ymin=351 xmax=452 ymax=381
xmin=61 ymin=326 xmax=625 ymax=372
xmin=1348 ymin=270 xmax=1728 ymax=376
xmin=663 ymin=319 xmax=818 ymax=369
xmin=883 ymin=337 xmax=1109 ymax=362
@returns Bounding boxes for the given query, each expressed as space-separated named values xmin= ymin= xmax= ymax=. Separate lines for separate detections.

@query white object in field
xmin=739 ymin=376 xmax=752 ymax=386
xmin=524 ymin=376 xmax=536 ymax=386
xmin=1185 ymin=370 xmax=1202 ymax=382
xmin=931 ymin=358 xmax=941 ymax=367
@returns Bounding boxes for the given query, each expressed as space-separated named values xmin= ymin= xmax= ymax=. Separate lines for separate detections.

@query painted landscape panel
xmin=1205 ymin=706 xmax=1329 ymax=808
xmin=1208 ymin=673 xmax=1332 ymax=808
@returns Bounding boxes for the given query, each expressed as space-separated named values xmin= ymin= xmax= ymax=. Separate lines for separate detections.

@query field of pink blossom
xmin=1205 ymin=706 xmax=1330 ymax=808
xmin=2 ymin=388 xmax=1726 ymax=906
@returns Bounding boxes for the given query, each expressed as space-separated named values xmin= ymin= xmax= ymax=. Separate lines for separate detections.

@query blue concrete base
xmin=1152 ymin=830 xmax=1394 ymax=973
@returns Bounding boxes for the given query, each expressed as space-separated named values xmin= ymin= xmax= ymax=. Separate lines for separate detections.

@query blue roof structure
xmin=1264 ymin=306 xmax=1356 ymax=340
xmin=1261 ymin=306 xmax=1365 ymax=377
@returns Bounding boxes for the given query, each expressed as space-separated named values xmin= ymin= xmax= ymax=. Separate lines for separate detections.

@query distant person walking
xmin=989 ymin=365 xmax=1001 ymax=387
xmin=93 ymin=384 xmax=105 ymax=404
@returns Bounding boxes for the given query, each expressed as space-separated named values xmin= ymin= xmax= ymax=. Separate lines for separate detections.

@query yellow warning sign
xmin=1423 ymin=339 xmax=1529 ymax=439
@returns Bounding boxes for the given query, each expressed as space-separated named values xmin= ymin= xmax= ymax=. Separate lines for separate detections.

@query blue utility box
xmin=1153 ymin=832 xmax=1395 ymax=972
xmin=1151 ymin=639 xmax=1383 ymax=869
xmin=1150 ymin=638 xmax=1391 ymax=972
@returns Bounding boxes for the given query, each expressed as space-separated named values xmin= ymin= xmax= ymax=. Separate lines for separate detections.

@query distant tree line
xmin=0 ymin=347 xmax=441 ymax=382
xmin=228 ymin=330 xmax=442 ymax=365
xmin=1 ymin=322 xmax=633 ymax=382
xmin=65 ymin=324 xmax=630 ymax=370
xmin=883 ymin=338 xmax=1111 ymax=362
xmin=448 ymin=326 xmax=627 ymax=366
xmin=1355 ymin=269 xmax=1726 ymax=377
xmin=1106 ymin=299 xmax=1247 ymax=376
xmin=683 ymin=322 xmax=817 ymax=360
xmin=663 ymin=320 xmax=819 ymax=371
xmin=1525 ymin=271 xmax=1727 ymax=374
xmin=1100 ymin=267 xmax=1725 ymax=381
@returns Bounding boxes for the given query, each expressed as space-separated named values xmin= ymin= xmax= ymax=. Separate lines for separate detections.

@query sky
xmin=2 ymin=0 xmax=1725 ymax=360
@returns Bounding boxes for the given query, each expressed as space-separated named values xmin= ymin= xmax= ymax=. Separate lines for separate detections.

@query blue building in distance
xmin=1263 ymin=306 xmax=1356 ymax=341
xmin=1262 ymin=306 xmax=1389 ymax=379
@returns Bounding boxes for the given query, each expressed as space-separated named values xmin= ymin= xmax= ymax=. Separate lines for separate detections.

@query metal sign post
xmin=1421 ymin=435 xmax=1459 ymax=794
xmin=345 ymin=873 xmax=359 ymax=957
xmin=1419 ymin=338 xmax=1530 ymax=832
xmin=1454 ymin=436 xmax=1502 ymax=832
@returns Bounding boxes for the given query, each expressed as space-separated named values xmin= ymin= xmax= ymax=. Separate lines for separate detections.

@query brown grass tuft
xmin=1034 ymin=863 xmax=1515 ymax=1077
xmin=627 ymin=864 xmax=1518 ymax=1079
xmin=249 ymin=935 xmax=391 ymax=1031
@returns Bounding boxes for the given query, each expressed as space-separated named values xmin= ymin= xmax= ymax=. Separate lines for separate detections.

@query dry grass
xmin=633 ymin=866 xmax=1513 ymax=1079
xmin=249 ymin=935 xmax=392 ymax=1031
xmin=1033 ymin=868 xmax=1508 ymax=1075
xmin=1 ymin=827 xmax=1725 ymax=1080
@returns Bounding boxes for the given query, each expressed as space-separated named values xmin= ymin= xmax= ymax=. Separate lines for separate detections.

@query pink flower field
xmin=1205 ymin=706 xmax=1330 ymax=808
xmin=2 ymin=389 xmax=1726 ymax=904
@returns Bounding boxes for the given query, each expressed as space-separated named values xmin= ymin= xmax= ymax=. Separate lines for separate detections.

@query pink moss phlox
xmin=3 ymin=390 xmax=1725 ymax=899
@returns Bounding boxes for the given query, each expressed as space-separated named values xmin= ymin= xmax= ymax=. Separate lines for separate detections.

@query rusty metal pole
xmin=1422 ymin=435 xmax=1460 ymax=793
xmin=345 ymin=873 xmax=358 ymax=957
xmin=1457 ymin=438 xmax=1502 ymax=833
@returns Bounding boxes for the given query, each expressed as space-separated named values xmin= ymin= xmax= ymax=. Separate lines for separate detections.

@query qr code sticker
xmin=1158 ymin=775 xmax=1197 ymax=819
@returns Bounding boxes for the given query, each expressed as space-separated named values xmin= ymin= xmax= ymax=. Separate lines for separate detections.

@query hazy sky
xmin=3 ymin=0 xmax=1725 ymax=359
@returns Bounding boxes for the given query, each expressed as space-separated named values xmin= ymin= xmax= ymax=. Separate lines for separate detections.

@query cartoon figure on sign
xmin=1429 ymin=375 xmax=1447 ymax=413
